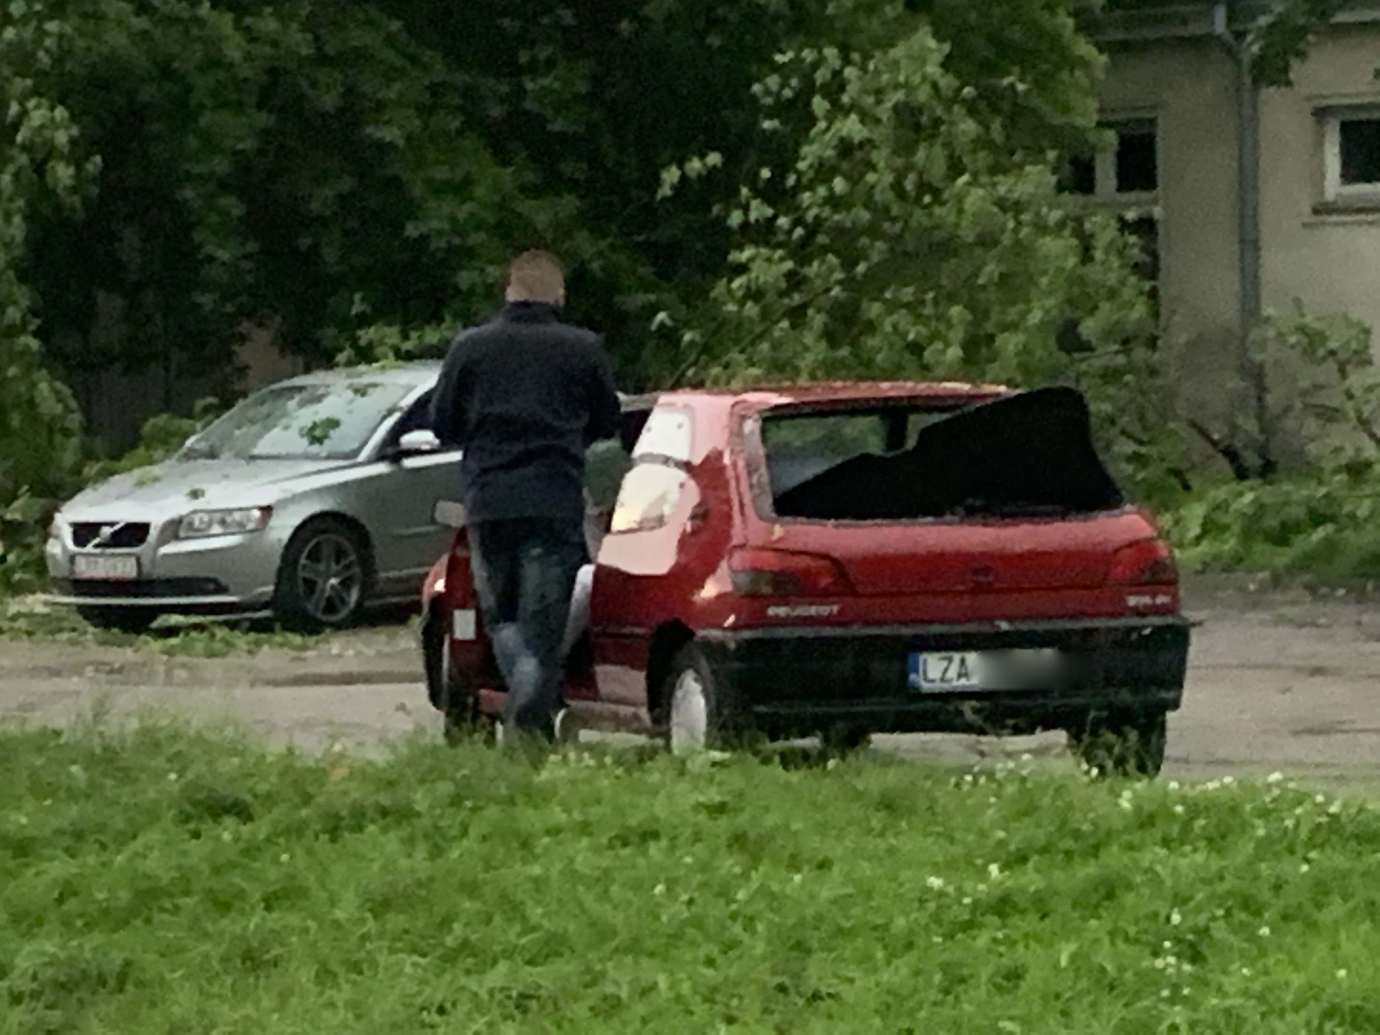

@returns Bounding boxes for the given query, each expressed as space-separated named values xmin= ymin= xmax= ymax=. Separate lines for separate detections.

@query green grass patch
xmin=2 ymin=725 xmax=1378 ymax=1032
xmin=0 ymin=599 xmax=403 ymax=658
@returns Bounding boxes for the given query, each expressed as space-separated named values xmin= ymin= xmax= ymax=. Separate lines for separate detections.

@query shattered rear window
xmin=760 ymin=409 xmax=952 ymax=501
xmin=760 ymin=391 xmax=1125 ymax=521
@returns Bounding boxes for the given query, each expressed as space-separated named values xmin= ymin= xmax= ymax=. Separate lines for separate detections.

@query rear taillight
xmin=728 ymin=548 xmax=852 ymax=596
xmin=1109 ymin=539 xmax=1178 ymax=585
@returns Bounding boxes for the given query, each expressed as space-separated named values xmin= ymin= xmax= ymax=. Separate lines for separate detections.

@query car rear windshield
xmin=760 ymin=389 xmax=1125 ymax=521
xmin=182 ymin=380 xmax=415 ymax=461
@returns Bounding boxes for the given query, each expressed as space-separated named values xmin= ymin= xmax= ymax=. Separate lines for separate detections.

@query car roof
xmin=277 ymin=361 xmax=443 ymax=389
xmin=655 ymin=380 xmax=1010 ymax=409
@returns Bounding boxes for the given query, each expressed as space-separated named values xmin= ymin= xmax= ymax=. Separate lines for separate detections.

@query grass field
xmin=2 ymin=724 xmax=1378 ymax=1033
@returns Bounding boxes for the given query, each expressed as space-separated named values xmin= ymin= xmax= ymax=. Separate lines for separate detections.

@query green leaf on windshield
xmin=300 ymin=417 xmax=342 ymax=447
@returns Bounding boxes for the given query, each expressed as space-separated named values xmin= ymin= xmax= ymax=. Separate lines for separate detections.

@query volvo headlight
xmin=178 ymin=507 xmax=272 ymax=540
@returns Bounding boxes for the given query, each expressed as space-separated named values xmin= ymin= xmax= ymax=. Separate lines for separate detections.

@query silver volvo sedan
xmin=45 ymin=362 xmax=459 ymax=632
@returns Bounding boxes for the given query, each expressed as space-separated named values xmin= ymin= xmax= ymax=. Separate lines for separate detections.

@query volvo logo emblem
xmin=93 ymin=522 xmax=126 ymax=548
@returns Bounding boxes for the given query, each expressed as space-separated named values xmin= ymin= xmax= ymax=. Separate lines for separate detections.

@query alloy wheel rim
xmin=669 ymin=669 xmax=708 ymax=755
xmin=297 ymin=533 xmax=363 ymax=623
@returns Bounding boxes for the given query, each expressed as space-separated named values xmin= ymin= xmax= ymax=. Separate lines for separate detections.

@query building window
xmin=1059 ymin=118 xmax=1158 ymax=199
xmin=1321 ymin=107 xmax=1380 ymax=204
xmin=1341 ymin=118 xmax=1380 ymax=186
xmin=1057 ymin=118 xmax=1160 ymax=312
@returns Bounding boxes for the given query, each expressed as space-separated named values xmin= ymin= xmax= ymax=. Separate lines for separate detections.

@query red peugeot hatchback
xmin=421 ymin=383 xmax=1189 ymax=776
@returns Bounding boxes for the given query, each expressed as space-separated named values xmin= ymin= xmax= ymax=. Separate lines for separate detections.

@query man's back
xmin=431 ymin=300 xmax=620 ymax=528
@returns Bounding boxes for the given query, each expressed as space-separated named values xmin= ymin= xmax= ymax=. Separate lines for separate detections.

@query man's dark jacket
xmin=430 ymin=301 xmax=621 ymax=528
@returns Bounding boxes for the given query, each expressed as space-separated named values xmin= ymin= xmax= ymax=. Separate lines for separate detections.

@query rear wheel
xmin=77 ymin=607 xmax=159 ymax=635
xmin=274 ymin=517 xmax=370 ymax=631
xmin=1069 ymin=712 xmax=1167 ymax=779
xmin=424 ymin=610 xmax=495 ymax=746
xmin=661 ymin=645 xmax=755 ymax=755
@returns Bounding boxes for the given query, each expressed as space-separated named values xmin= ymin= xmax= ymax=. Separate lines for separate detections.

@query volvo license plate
xmin=72 ymin=554 xmax=139 ymax=581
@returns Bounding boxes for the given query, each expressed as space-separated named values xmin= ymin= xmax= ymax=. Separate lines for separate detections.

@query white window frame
xmin=1320 ymin=104 xmax=1380 ymax=203
xmin=1066 ymin=116 xmax=1159 ymax=206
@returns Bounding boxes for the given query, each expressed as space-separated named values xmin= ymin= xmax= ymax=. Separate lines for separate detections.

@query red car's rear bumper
xmin=696 ymin=615 xmax=1190 ymax=738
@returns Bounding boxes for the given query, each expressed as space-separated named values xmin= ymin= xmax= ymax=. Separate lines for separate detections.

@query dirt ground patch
xmin=3 ymin=576 xmax=1380 ymax=784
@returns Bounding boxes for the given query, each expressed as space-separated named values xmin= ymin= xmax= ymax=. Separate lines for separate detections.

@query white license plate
xmin=908 ymin=649 xmax=1064 ymax=693
xmin=72 ymin=554 xmax=139 ymax=581
xmin=451 ymin=608 xmax=477 ymax=641
xmin=909 ymin=652 xmax=981 ymax=692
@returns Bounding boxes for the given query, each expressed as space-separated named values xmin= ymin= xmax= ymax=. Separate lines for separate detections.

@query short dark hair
xmin=506 ymin=250 xmax=565 ymax=303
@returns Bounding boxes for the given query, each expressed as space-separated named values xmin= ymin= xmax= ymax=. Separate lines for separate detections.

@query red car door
xmin=590 ymin=399 xmax=737 ymax=716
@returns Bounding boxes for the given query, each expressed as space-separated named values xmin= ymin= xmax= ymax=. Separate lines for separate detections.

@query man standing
xmin=431 ymin=251 xmax=621 ymax=743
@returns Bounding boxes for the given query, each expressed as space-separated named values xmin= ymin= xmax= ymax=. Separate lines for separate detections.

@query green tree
xmin=17 ymin=0 xmax=834 ymax=404
xmin=659 ymin=11 xmax=1183 ymax=493
xmin=0 ymin=6 xmax=98 ymax=588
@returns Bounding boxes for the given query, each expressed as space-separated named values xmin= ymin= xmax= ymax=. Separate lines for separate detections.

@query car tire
xmin=77 ymin=607 xmax=159 ymax=635
xmin=661 ymin=644 xmax=755 ymax=755
xmin=1068 ymin=711 xmax=1167 ymax=779
xmin=273 ymin=517 xmax=371 ymax=632
xmin=422 ymin=606 xmax=450 ymax=711
xmin=423 ymin=609 xmax=493 ymax=745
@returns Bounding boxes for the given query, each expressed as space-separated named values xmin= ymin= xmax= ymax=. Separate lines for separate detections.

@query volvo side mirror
xmin=397 ymin=429 xmax=441 ymax=456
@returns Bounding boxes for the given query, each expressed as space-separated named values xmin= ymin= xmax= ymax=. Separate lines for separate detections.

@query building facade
xmin=1090 ymin=1 xmax=1380 ymax=404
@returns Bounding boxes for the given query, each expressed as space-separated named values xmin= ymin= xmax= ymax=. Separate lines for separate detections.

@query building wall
xmin=1258 ymin=27 xmax=1380 ymax=336
xmin=1101 ymin=38 xmax=1243 ymax=412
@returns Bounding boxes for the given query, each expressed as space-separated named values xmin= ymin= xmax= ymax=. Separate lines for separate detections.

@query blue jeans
xmin=468 ymin=518 xmax=586 ymax=739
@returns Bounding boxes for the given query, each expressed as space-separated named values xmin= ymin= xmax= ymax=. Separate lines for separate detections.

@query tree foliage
xmin=1245 ymin=0 xmax=1349 ymax=87
xmin=659 ymin=10 xmax=1183 ymax=494
xmin=13 ymin=0 xmax=833 ymax=395
xmin=0 ymin=6 xmax=97 ymax=589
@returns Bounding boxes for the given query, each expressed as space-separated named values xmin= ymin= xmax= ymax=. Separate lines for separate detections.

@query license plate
xmin=909 ymin=652 xmax=981 ymax=692
xmin=72 ymin=554 xmax=139 ymax=581
xmin=908 ymin=649 xmax=1064 ymax=693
